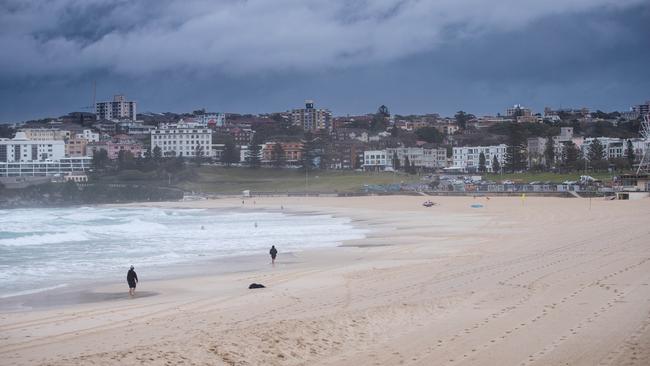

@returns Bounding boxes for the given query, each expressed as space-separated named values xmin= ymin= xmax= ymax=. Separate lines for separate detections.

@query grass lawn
xmin=483 ymin=171 xmax=619 ymax=184
xmin=177 ymin=167 xmax=421 ymax=194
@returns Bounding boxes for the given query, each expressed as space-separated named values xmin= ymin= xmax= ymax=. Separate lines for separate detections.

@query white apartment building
xmin=506 ymin=104 xmax=533 ymax=117
xmin=452 ymin=144 xmax=507 ymax=173
xmin=386 ymin=147 xmax=447 ymax=170
xmin=0 ymin=157 xmax=92 ymax=177
xmin=291 ymin=100 xmax=332 ymax=131
xmin=582 ymin=137 xmax=625 ymax=160
xmin=363 ymin=150 xmax=389 ymax=171
xmin=76 ymin=129 xmax=99 ymax=142
xmin=95 ymin=94 xmax=137 ymax=121
xmin=19 ymin=128 xmax=70 ymax=141
xmin=0 ymin=132 xmax=65 ymax=162
xmin=151 ymin=125 xmax=213 ymax=158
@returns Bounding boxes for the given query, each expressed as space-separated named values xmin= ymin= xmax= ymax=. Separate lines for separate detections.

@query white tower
xmin=637 ymin=113 xmax=650 ymax=175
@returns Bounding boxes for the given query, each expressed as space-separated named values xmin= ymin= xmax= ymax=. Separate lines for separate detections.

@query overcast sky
xmin=1 ymin=0 xmax=649 ymax=122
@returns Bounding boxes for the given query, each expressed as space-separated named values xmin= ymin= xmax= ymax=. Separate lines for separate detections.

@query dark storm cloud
xmin=0 ymin=0 xmax=648 ymax=121
xmin=0 ymin=0 xmax=645 ymax=77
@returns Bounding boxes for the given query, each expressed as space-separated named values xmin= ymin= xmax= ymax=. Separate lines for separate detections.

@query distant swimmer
xmin=201 ymin=225 xmax=205 ymax=230
xmin=254 ymin=222 xmax=258 ymax=228
xmin=269 ymin=245 xmax=278 ymax=265
xmin=281 ymin=205 xmax=284 ymax=210
xmin=127 ymin=266 xmax=138 ymax=297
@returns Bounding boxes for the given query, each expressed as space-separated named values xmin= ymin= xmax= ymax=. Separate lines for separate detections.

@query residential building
xmin=506 ymin=104 xmax=533 ymax=118
xmin=19 ymin=128 xmax=69 ymax=141
xmin=213 ymin=126 xmax=254 ymax=146
xmin=88 ymin=135 xmax=144 ymax=160
xmin=0 ymin=157 xmax=92 ymax=177
xmin=632 ymin=101 xmax=650 ymax=116
xmin=387 ymin=146 xmax=448 ymax=170
xmin=95 ymin=94 xmax=137 ymax=121
xmin=582 ymin=137 xmax=626 ymax=160
xmin=363 ymin=150 xmax=390 ymax=171
xmin=150 ymin=125 xmax=212 ymax=158
xmin=331 ymin=128 xmax=369 ymax=143
xmin=0 ymin=132 xmax=65 ymax=162
xmin=76 ymin=129 xmax=100 ymax=142
xmin=291 ymin=100 xmax=332 ymax=131
xmin=261 ymin=141 xmax=304 ymax=166
xmin=452 ymin=144 xmax=507 ymax=173
xmin=433 ymin=123 xmax=459 ymax=135
xmin=327 ymin=141 xmax=364 ymax=170
xmin=65 ymin=137 xmax=88 ymax=157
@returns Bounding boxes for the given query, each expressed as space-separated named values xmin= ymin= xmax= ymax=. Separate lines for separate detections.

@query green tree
xmin=544 ymin=136 xmax=555 ymax=170
xmin=587 ymin=138 xmax=605 ymax=162
xmin=478 ymin=152 xmax=487 ymax=173
xmin=271 ymin=142 xmax=285 ymax=168
xmin=392 ymin=152 xmax=401 ymax=170
xmin=246 ymin=140 xmax=262 ymax=169
xmin=454 ymin=111 xmax=473 ymax=130
xmin=626 ymin=139 xmax=635 ymax=168
xmin=220 ymin=138 xmax=238 ymax=167
xmin=193 ymin=144 xmax=204 ymax=166
xmin=153 ymin=146 xmax=162 ymax=161
xmin=300 ymin=132 xmax=316 ymax=171
xmin=492 ymin=155 xmax=501 ymax=173
xmin=92 ymin=149 xmax=109 ymax=171
xmin=504 ymin=124 xmax=527 ymax=172
xmin=414 ymin=127 xmax=443 ymax=143
xmin=562 ymin=141 xmax=580 ymax=170
xmin=117 ymin=150 xmax=135 ymax=171
xmin=404 ymin=156 xmax=411 ymax=173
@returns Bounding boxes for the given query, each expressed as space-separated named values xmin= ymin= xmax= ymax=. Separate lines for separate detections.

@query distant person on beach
xmin=269 ymin=245 xmax=278 ymax=265
xmin=127 ymin=266 xmax=138 ymax=297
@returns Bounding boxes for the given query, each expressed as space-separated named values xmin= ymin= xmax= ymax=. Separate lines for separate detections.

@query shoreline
xmin=0 ymin=205 xmax=369 ymax=311
xmin=2 ymin=195 xmax=649 ymax=366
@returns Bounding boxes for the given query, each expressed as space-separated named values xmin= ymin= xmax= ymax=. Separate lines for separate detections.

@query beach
xmin=1 ymin=195 xmax=649 ymax=366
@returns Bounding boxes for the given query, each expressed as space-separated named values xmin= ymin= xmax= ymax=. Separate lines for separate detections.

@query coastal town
xmin=1 ymin=95 xmax=649 ymax=198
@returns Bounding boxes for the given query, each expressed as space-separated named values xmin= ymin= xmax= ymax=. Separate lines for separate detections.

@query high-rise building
xmin=150 ymin=124 xmax=213 ymax=158
xmin=291 ymin=100 xmax=332 ymax=131
xmin=95 ymin=94 xmax=137 ymax=121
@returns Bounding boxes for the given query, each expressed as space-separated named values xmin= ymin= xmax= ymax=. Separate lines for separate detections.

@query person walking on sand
xmin=127 ymin=265 xmax=138 ymax=297
xmin=269 ymin=245 xmax=278 ymax=265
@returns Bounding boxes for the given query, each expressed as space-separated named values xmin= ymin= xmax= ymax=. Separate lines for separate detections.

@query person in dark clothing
xmin=127 ymin=266 xmax=138 ymax=296
xmin=269 ymin=245 xmax=278 ymax=265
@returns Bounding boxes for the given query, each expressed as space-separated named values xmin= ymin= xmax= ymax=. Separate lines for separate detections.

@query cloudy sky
xmin=1 ymin=0 xmax=649 ymax=122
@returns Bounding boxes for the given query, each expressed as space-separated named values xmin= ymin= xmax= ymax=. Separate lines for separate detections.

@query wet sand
xmin=1 ymin=195 xmax=649 ymax=366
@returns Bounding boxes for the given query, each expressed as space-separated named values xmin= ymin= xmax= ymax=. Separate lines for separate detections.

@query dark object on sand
xmin=422 ymin=200 xmax=436 ymax=207
xmin=249 ymin=283 xmax=266 ymax=289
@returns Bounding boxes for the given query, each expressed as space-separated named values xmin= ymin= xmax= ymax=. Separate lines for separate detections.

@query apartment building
xmin=95 ymin=94 xmax=137 ymax=121
xmin=291 ymin=100 xmax=332 ymax=131
xmin=19 ymin=128 xmax=70 ymax=141
xmin=261 ymin=141 xmax=304 ymax=166
xmin=88 ymin=135 xmax=144 ymax=159
xmin=150 ymin=125 xmax=213 ymax=158
xmin=363 ymin=150 xmax=389 ymax=171
xmin=0 ymin=132 xmax=65 ymax=162
xmin=452 ymin=144 xmax=507 ymax=173
xmin=65 ymin=137 xmax=88 ymax=157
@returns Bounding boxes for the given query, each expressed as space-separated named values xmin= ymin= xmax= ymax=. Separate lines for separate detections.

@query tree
xmin=193 ymin=144 xmax=204 ymax=166
xmin=221 ymin=138 xmax=238 ymax=167
xmin=246 ymin=140 xmax=262 ymax=169
xmin=544 ymin=136 xmax=555 ymax=169
xmin=562 ymin=141 xmax=580 ymax=170
xmin=587 ymin=138 xmax=605 ymax=162
xmin=392 ymin=152 xmax=401 ymax=171
xmin=478 ymin=152 xmax=487 ymax=173
xmin=626 ymin=140 xmax=635 ymax=168
xmin=117 ymin=150 xmax=135 ymax=171
xmin=414 ymin=127 xmax=443 ymax=143
xmin=492 ymin=155 xmax=501 ymax=173
xmin=300 ymin=132 xmax=316 ymax=171
xmin=404 ymin=156 xmax=411 ymax=174
xmin=271 ymin=143 xmax=285 ymax=168
xmin=504 ymin=124 xmax=527 ymax=173
xmin=370 ymin=105 xmax=390 ymax=132
xmin=455 ymin=111 xmax=473 ymax=130
xmin=153 ymin=146 xmax=162 ymax=161
xmin=92 ymin=149 xmax=109 ymax=171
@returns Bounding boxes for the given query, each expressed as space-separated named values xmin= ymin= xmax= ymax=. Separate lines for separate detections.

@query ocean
xmin=0 ymin=206 xmax=366 ymax=299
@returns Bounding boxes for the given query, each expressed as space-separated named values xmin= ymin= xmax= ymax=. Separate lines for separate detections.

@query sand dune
xmin=1 ymin=196 xmax=649 ymax=366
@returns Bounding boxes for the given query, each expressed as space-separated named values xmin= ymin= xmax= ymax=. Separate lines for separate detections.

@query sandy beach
xmin=1 ymin=195 xmax=649 ymax=366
